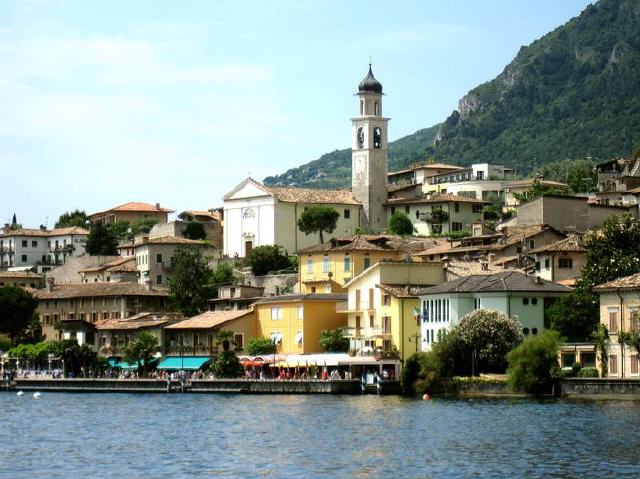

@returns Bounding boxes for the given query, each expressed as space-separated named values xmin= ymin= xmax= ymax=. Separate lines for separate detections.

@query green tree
xmin=183 ymin=221 xmax=207 ymax=240
xmin=0 ymin=286 xmax=38 ymax=345
xmin=591 ymin=323 xmax=609 ymax=377
xmin=244 ymin=245 xmax=292 ymax=276
xmin=107 ymin=221 xmax=131 ymax=242
xmin=211 ymin=262 xmax=235 ymax=289
xmin=456 ymin=309 xmax=523 ymax=374
xmin=210 ymin=330 xmax=243 ymax=378
xmin=85 ymin=223 xmax=118 ymax=255
xmin=507 ymin=330 xmax=561 ymax=394
xmin=246 ymin=337 xmax=277 ymax=356
xmin=549 ymin=213 xmax=640 ymax=340
xmin=319 ymin=328 xmax=349 ymax=353
xmin=168 ymin=246 xmax=214 ymax=317
xmin=296 ymin=206 xmax=340 ymax=244
xmin=129 ymin=217 xmax=158 ymax=237
xmin=387 ymin=212 xmax=415 ymax=235
xmin=512 ymin=179 xmax=563 ymax=204
xmin=50 ymin=339 xmax=97 ymax=377
xmin=124 ymin=332 xmax=159 ymax=377
xmin=55 ymin=209 xmax=87 ymax=228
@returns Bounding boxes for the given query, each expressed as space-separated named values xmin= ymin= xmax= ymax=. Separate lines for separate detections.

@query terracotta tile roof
xmin=254 ymin=293 xmax=347 ymax=304
xmin=557 ymin=277 xmax=578 ymax=287
xmin=88 ymin=202 xmax=173 ymax=219
xmin=416 ymin=271 xmax=571 ymax=295
xmin=505 ymin=179 xmax=569 ymax=189
xmin=445 ymin=260 xmax=513 ymax=278
xmin=265 ymin=186 xmax=361 ymax=205
xmin=529 ymin=235 xmax=586 ymax=254
xmin=378 ymin=284 xmax=436 ymax=298
xmin=0 ymin=271 xmax=43 ymax=279
xmin=94 ymin=313 xmax=182 ymax=330
xmin=595 ymin=272 xmax=640 ymax=291
xmin=117 ymin=235 xmax=208 ymax=249
xmin=388 ymin=163 xmax=464 ymax=176
xmin=34 ymin=283 xmax=168 ymax=299
xmin=147 ymin=235 xmax=207 ymax=245
xmin=178 ymin=210 xmax=221 ymax=221
xmin=414 ymin=226 xmax=564 ymax=258
xmin=1 ymin=227 xmax=89 ymax=238
xmin=48 ymin=227 xmax=90 ymax=236
xmin=387 ymin=193 xmax=485 ymax=205
xmin=79 ymin=257 xmax=135 ymax=273
xmin=298 ymin=235 xmax=440 ymax=254
xmin=165 ymin=310 xmax=253 ymax=329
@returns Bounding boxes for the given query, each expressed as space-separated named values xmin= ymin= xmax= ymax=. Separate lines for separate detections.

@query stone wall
xmin=14 ymin=378 xmax=362 ymax=394
xmin=561 ymin=378 xmax=640 ymax=398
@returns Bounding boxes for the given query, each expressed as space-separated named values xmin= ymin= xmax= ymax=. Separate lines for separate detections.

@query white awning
xmin=270 ymin=332 xmax=283 ymax=344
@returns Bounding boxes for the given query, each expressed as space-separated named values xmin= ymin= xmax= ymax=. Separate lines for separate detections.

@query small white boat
xmin=33 ymin=392 xmax=41 ymax=399
xmin=16 ymin=391 xmax=24 ymax=397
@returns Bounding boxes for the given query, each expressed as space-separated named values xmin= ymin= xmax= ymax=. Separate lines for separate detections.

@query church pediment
xmin=223 ymin=177 xmax=273 ymax=201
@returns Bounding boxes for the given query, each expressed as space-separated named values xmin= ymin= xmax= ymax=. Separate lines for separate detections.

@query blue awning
xmin=106 ymin=358 xmax=152 ymax=369
xmin=157 ymin=356 xmax=211 ymax=370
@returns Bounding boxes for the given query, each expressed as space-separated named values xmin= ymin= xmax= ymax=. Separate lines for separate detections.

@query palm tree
xmin=124 ymin=332 xmax=159 ymax=378
xmin=216 ymin=330 xmax=235 ymax=353
xmin=591 ymin=324 xmax=609 ymax=378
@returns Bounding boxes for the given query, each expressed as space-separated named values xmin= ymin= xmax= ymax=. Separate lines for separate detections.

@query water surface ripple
xmin=1 ymin=393 xmax=640 ymax=478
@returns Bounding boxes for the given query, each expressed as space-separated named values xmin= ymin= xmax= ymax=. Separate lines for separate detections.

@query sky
xmin=0 ymin=0 xmax=595 ymax=227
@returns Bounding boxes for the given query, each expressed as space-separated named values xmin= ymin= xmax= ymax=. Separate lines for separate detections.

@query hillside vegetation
xmin=265 ymin=0 xmax=640 ymax=188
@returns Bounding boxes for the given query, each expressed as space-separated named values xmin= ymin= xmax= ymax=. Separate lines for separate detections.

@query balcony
xmin=0 ymin=246 xmax=14 ymax=254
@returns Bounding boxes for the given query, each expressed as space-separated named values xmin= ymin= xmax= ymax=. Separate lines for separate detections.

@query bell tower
xmin=352 ymin=64 xmax=389 ymax=233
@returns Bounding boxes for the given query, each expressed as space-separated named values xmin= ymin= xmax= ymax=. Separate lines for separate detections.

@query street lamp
xmin=48 ymin=353 xmax=54 ymax=376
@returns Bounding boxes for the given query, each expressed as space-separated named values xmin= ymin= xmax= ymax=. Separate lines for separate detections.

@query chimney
xmin=46 ymin=277 xmax=55 ymax=292
xmin=155 ymin=202 xmax=160 ymax=210
xmin=534 ymin=275 xmax=542 ymax=284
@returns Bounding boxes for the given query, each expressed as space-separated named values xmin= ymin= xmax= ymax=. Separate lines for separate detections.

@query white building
xmin=223 ymin=178 xmax=361 ymax=257
xmin=0 ymin=227 xmax=89 ymax=272
xmin=417 ymin=271 xmax=570 ymax=351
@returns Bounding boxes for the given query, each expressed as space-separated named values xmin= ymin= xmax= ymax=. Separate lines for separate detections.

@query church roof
xmin=265 ymin=186 xmax=361 ymax=205
xmin=358 ymin=65 xmax=383 ymax=93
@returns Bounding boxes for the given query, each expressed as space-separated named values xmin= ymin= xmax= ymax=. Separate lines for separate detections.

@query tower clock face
xmin=358 ymin=127 xmax=364 ymax=149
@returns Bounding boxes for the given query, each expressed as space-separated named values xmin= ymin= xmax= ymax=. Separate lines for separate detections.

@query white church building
xmin=223 ymin=65 xmax=390 ymax=257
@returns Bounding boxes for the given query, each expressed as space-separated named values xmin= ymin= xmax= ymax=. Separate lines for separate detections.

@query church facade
xmin=222 ymin=66 xmax=391 ymax=257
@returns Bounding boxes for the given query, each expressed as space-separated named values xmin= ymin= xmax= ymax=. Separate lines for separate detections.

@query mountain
xmin=265 ymin=0 xmax=640 ymax=188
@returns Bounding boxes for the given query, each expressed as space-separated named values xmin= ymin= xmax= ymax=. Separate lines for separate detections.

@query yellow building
xmin=594 ymin=272 xmax=640 ymax=378
xmin=253 ymin=294 xmax=348 ymax=354
xmin=343 ymin=261 xmax=444 ymax=362
xmin=297 ymin=235 xmax=436 ymax=293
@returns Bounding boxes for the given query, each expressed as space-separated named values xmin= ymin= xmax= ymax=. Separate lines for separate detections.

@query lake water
xmin=2 ymin=393 xmax=640 ymax=478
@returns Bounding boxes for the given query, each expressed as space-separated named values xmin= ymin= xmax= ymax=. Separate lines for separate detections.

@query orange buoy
xmin=422 ymin=393 xmax=431 ymax=401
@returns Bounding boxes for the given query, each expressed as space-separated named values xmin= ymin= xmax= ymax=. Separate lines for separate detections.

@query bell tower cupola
xmin=351 ymin=64 xmax=389 ymax=233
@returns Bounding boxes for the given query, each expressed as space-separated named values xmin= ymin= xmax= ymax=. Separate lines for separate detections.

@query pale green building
xmin=416 ymin=271 xmax=570 ymax=350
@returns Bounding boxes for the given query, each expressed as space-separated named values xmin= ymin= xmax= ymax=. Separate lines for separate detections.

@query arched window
xmin=373 ymin=127 xmax=381 ymax=149
xmin=243 ymin=208 xmax=256 ymax=219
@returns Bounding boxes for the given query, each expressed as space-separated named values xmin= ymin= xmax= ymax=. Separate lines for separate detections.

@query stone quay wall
xmin=12 ymin=378 xmax=365 ymax=394
xmin=560 ymin=378 xmax=640 ymax=398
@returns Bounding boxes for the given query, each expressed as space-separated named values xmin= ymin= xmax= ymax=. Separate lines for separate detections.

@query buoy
xmin=33 ymin=392 xmax=41 ymax=399
xmin=422 ymin=393 xmax=431 ymax=401
xmin=16 ymin=391 xmax=24 ymax=397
